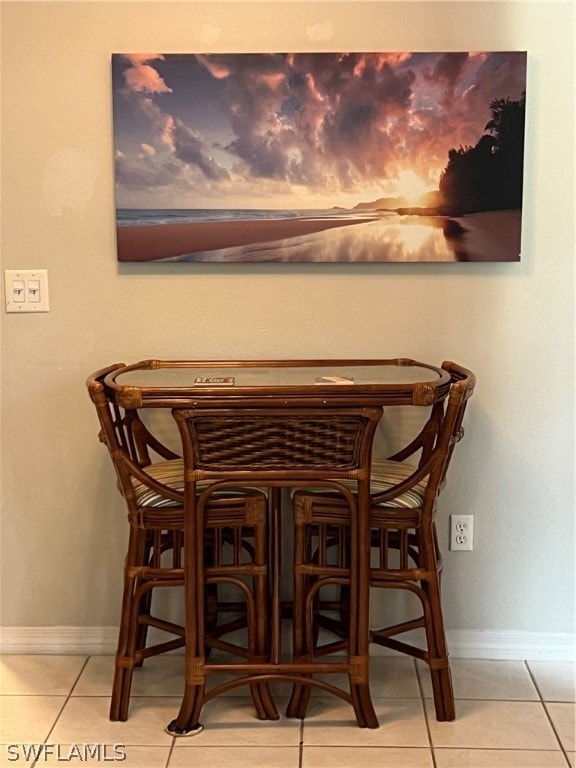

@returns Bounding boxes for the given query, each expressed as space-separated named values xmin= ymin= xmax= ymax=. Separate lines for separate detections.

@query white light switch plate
xmin=4 ymin=269 xmax=50 ymax=312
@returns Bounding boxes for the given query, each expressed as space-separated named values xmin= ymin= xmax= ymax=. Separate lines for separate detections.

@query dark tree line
xmin=439 ymin=93 xmax=526 ymax=212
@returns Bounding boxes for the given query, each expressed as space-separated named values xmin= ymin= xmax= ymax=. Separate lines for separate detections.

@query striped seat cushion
xmin=130 ymin=459 xmax=185 ymax=508
xmin=369 ymin=459 xmax=428 ymax=508
xmin=131 ymin=459 xmax=266 ymax=508
xmin=292 ymin=460 xmax=428 ymax=510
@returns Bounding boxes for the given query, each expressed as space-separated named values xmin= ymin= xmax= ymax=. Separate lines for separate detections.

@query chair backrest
xmin=437 ymin=360 xmax=476 ymax=487
xmin=372 ymin=361 xmax=475 ymax=509
xmin=172 ymin=405 xmax=383 ymax=486
xmin=86 ymin=364 xmax=183 ymax=509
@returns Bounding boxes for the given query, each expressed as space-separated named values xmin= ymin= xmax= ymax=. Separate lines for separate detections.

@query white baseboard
xmin=0 ymin=626 xmax=120 ymax=655
xmin=1 ymin=625 xmax=574 ymax=661
xmin=445 ymin=629 xmax=575 ymax=661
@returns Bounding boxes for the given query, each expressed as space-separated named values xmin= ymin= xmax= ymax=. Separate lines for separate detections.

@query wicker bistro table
xmin=104 ymin=359 xmax=451 ymax=734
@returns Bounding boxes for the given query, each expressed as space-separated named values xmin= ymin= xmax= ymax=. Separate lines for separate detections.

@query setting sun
xmin=394 ymin=170 xmax=434 ymax=203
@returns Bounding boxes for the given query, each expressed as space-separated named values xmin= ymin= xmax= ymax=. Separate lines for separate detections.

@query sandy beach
xmin=117 ymin=216 xmax=373 ymax=262
xmin=440 ymin=210 xmax=522 ymax=261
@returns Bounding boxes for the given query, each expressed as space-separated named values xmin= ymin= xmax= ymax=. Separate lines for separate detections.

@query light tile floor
xmin=0 ymin=655 xmax=573 ymax=768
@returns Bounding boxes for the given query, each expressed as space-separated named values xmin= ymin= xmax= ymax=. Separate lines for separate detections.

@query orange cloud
xmin=122 ymin=54 xmax=172 ymax=94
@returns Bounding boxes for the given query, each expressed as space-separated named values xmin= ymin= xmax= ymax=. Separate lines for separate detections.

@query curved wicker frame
xmin=289 ymin=362 xmax=476 ymax=722
xmin=167 ymin=404 xmax=383 ymax=735
xmin=86 ymin=366 xmax=273 ymax=721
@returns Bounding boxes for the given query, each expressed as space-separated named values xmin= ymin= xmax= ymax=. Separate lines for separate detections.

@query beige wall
xmin=1 ymin=2 xmax=574 ymax=639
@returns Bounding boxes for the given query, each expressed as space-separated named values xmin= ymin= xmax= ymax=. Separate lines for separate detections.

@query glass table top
xmin=112 ymin=359 xmax=443 ymax=387
xmin=105 ymin=359 xmax=450 ymax=407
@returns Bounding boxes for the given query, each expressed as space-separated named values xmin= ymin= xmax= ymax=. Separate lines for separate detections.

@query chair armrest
xmin=387 ymin=404 xmax=442 ymax=464
xmin=131 ymin=416 xmax=181 ymax=465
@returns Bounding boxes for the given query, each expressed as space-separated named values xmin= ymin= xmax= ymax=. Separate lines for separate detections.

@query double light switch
xmin=4 ymin=270 xmax=50 ymax=312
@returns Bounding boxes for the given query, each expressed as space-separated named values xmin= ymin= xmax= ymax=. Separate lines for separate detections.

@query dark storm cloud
xmin=198 ymin=53 xmax=296 ymax=180
xmin=167 ymin=117 xmax=230 ymax=181
xmin=196 ymin=53 xmax=419 ymax=189
xmin=425 ymin=53 xmax=470 ymax=88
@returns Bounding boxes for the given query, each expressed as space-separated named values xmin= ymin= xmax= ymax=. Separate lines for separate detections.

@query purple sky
xmin=112 ymin=51 xmax=526 ymax=210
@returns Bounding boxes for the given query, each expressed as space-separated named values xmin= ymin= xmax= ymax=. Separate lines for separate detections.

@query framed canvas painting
xmin=112 ymin=52 xmax=527 ymax=263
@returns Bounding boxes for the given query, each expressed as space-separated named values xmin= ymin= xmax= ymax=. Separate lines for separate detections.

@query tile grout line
xmin=523 ymin=660 xmax=572 ymax=767
xmin=165 ymin=734 xmax=177 ymax=768
xmin=414 ymin=657 xmax=437 ymax=768
xmin=68 ymin=656 xmax=92 ymax=696
xmin=298 ymin=714 xmax=304 ymax=768
xmin=31 ymin=655 xmax=92 ymax=768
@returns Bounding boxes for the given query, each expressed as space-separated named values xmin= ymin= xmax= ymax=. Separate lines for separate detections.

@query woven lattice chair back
xmin=175 ymin=408 xmax=380 ymax=478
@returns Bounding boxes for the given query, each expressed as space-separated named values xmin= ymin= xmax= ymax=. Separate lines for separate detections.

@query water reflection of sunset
xmin=166 ymin=215 xmax=458 ymax=262
xmin=394 ymin=223 xmax=442 ymax=254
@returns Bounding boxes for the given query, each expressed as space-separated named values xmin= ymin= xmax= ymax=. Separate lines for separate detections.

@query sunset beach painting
xmin=112 ymin=52 xmax=527 ymax=263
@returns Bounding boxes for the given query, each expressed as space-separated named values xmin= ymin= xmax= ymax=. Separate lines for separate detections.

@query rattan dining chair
xmin=287 ymin=361 xmax=475 ymax=722
xmin=167 ymin=403 xmax=383 ymax=735
xmin=86 ymin=365 xmax=275 ymax=722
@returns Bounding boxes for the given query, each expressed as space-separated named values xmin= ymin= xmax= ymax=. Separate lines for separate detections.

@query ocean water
xmin=116 ymin=207 xmax=375 ymax=227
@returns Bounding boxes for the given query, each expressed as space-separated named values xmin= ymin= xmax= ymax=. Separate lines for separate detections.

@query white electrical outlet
xmin=450 ymin=514 xmax=474 ymax=551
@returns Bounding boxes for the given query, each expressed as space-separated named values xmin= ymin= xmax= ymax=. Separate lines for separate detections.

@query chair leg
xmin=249 ymin=562 xmax=279 ymax=721
xmin=110 ymin=668 xmax=133 ymax=722
xmin=429 ymin=665 xmax=455 ymax=721
xmin=349 ymin=582 xmax=378 ymax=726
xmin=287 ymin=503 xmax=312 ymax=718
xmin=110 ymin=655 xmax=133 ymax=723
xmin=248 ymin=679 xmax=279 ymax=721
xmin=251 ymin=505 xmax=280 ymax=721
xmin=110 ymin=527 xmax=147 ymax=722
xmin=166 ymin=676 xmax=205 ymax=736
xmin=167 ymin=549 xmax=205 ymax=737
xmin=352 ymin=494 xmax=378 ymax=730
xmin=110 ymin=591 xmax=140 ymax=722
xmin=133 ymin=605 xmax=150 ymax=667
xmin=132 ymin=532 xmax=154 ymax=666
xmin=422 ymin=576 xmax=455 ymax=721
xmin=420 ymin=521 xmax=455 ymax=722
xmin=350 ymin=679 xmax=379 ymax=728
xmin=286 ymin=587 xmax=312 ymax=717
